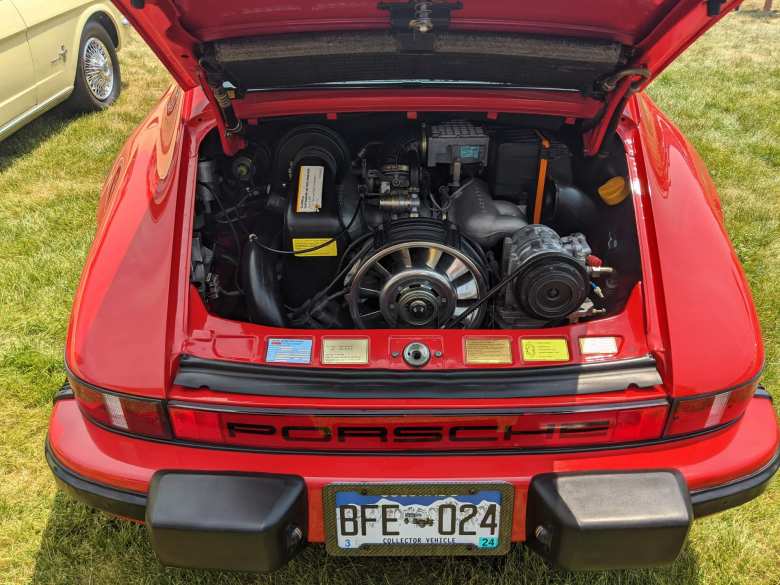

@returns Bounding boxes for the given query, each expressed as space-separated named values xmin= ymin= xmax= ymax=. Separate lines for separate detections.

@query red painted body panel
xmin=183 ymin=284 xmax=650 ymax=371
xmin=58 ymin=22 xmax=774 ymax=545
xmin=113 ymin=0 xmax=743 ymax=70
xmin=66 ymin=86 xmax=194 ymax=398
xmin=67 ymin=84 xmax=763 ymax=399
xmin=49 ymin=396 xmax=780 ymax=541
xmin=232 ymin=89 xmax=604 ymax=122
xmin=170 ymin=0 xmax=687 ymax=44
xmin=625 ymin=93 xmax=764 ymax=395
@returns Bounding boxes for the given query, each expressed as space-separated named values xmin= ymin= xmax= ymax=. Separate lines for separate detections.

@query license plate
xmin=324 ymin=483 xmax=513 ymax=556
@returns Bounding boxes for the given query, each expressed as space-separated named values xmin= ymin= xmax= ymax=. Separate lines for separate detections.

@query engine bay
xmin=192 ymin=114 xmax=641 ymax=330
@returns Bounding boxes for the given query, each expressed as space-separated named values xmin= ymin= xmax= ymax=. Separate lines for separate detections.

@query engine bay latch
xmin=403 ymin=342 xmax=432 ymax=368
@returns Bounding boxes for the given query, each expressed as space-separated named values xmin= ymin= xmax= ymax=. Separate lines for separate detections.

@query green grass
xmin=0 ymin=4 xmax=778 ymax=584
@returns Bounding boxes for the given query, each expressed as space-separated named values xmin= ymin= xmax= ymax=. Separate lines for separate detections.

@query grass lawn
xmin=0 ymin=3 xmax=778 ymax=584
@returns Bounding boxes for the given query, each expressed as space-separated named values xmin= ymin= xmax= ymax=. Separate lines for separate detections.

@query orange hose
xmin=533 ymin=132 xmax=551 ymax=225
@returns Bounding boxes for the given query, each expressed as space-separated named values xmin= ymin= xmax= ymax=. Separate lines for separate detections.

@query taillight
xmin=70 ymin=378 xmax=171 ymax=439
xmin=167 ymin=401 xmax=669 ymax=452
xmin=665 ymin=382 xmax=757 ymax=437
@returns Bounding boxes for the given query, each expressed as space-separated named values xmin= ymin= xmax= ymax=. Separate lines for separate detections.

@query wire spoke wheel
xmin=82 ymin=37 xmax=114 ymax=101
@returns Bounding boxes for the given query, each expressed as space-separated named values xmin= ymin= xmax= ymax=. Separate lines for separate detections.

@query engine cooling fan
xmin=347 ymin=220 xmax=489 ymax=328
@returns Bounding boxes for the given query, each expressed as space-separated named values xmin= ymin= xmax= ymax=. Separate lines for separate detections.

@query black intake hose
xmin=543 ymin=184 xmax=599 ymax=235
xmin=449 ymin=179 xmax=528 ymax=248
xmin=242 ymin=235 xmax=287 ymax=327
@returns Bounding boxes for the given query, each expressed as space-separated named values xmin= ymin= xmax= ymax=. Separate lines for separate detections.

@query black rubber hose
xmin=241 ymin=236 xmax=287 ymax=327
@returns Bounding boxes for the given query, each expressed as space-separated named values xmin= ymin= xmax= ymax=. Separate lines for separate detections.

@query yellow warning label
xmin=521 ymin=338 xmax=570 ymax=362
xmin=464 ymin=338 xmax=513 ymax=365
xmin=322 ymin=338 xmax=369 ymax=364
xmin=292 ymin=238 xmax=338 ymax=257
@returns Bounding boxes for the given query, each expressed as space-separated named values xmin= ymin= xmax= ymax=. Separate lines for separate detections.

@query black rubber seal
xmin=755 ymin=385 xmax=772 ymax=401
xmin=690 ymin=445 xmax=780 ymax=518
xmin=174 ymin=354 xmax=663 ymax=398
xmin=53 ymin=380 xmax=75 ymax=404
xmin=45 ymin=440 xmax=779 ymax=525
xmin=45 ymin=439 xmax=146 ymax=521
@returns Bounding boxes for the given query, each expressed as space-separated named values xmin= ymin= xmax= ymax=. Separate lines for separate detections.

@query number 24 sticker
xmin=478 ymin=536 xmax=498 ymax=549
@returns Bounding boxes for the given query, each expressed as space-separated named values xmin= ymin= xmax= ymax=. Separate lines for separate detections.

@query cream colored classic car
xmin=0 ymin=0 xmax=127 ymax=141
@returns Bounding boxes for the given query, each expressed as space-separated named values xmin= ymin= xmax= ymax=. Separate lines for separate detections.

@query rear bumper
xmin=47 ymin=394 xmax=779 ymax=570
xmin=46 ymin=435 xmax=780 ymax=525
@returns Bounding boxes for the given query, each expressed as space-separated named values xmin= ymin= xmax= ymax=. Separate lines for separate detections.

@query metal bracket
xmin=598 ymin=67 xmax=651 ymax=93
xmin=378 ymin=0 xmax=463 ymax=52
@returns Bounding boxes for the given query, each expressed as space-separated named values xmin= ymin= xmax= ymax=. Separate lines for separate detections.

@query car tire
xmin=67 ymin=21 xmax=121 ymax=113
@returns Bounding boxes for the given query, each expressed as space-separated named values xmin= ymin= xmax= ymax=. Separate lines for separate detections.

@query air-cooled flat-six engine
xmin=192 ymin=117 xmax=639 ymax=330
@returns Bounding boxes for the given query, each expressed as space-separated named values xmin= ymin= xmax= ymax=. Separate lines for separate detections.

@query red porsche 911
xmin=47 ymin=0 xmax=779 ymax=573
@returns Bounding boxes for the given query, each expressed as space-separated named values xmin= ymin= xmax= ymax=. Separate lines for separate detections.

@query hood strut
xmin=211 ymin=86 xmax=243 ymax=136
xmin=199 ymin=58 xmax=246 ymax=155
xmin=204 ymin=82 xmax=246 ymax=155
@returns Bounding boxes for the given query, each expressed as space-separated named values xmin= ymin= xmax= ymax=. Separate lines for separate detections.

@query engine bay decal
xmin=579 ymin=336 xmax=620 ymax=356
xmin=521 ymin=339 xmax=570 ymax=362
xmin=265 ymin=338 xmax=313 ymax=364
xmin=292 ymin=238 xmax=338 ymax=257
xmin=296 ymin=165 xmax=324 ymax=212
xmin=322 ymin=338 xmax=369 ymax=365
xmin=464 ymin=338 xmax=513 ymax=365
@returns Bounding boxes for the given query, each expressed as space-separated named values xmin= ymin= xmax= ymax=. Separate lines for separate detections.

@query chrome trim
xmin=0 ymin=87 xmax=73 ymax=141
xmin=166 ymin=398 xmax=670 ymax=417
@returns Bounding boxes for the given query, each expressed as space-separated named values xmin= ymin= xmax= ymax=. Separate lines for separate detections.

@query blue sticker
xmin=478 ymin=536 xmax=499 ymax=549
xmin=266 ymin=338 xmax=313 ymax=364
xmin=459 ymin=145 xmax=481 ymax=160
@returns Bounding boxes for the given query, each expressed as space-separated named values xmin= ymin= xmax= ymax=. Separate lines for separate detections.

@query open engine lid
xmin=115 ymin=0 xmax=742 ymax=153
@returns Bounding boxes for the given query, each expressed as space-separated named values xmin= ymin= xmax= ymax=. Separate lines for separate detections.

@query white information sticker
xmin=579 ymin=336 xmax=619 ymax=355
xmin=296 ymin=165 xmax=325 ymax=213
xmin=265 ymin=338 xmax=313 ymax=364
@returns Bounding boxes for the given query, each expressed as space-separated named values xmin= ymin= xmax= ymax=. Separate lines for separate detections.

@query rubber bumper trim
xmin=146 ymin=471 xmax=307 ymax=572
xmin=46 ymin=439 xmax=778 ymax=531
xmin=526 ymin=470 xmax=693 ymax=570
xmin=45 ymin=439 xmax=146 ymax=521
xmin=690 ymin=445 xmax=780 ymax=517
xmin=174 ymin=354 xmax=663 ymax=398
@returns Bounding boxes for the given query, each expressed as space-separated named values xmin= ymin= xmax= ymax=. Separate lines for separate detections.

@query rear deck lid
xmin=115 ymin=0 xmax=743 ymax=151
